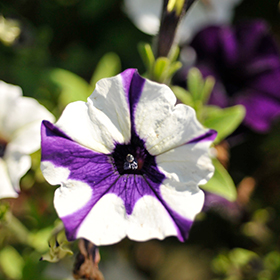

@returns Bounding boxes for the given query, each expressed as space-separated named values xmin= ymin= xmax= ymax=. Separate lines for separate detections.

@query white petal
xmin=160 ymin=184 xmax=205 ymax=221
xmin=54 ymin=179 xmax=93 ymax=217
xmin=127 ymin=195 xmax=177 ymax=241
xmin=134 ymin=79 xmax=208 ymax=155
xmin=55 ymin=75 xmax=130 ymax=154
xmin=0 ymin=81 xmax=22 ymax=139
xmin=40 ymin=161 xmax=70 ymax=186
xmin=156 ymin=142 xmax=214 ymax=191
xmin=76 ymin=194 xmax=127 ymax=246
xmin=123 ymin=0 xmax=161 ymax=35
xmin=0 ymin=158 xmax=18 ymax=199
xmin=4 ymin=150 xmax=31 ymax=193
xmin=2 ymin=95 xmax=54 ymax=154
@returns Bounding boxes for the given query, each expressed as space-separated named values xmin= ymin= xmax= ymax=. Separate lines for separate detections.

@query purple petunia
xmin=179 ymin=20 xmax=280 ymax=132
xmin=41 ymin=69 xmax=216 ymax=245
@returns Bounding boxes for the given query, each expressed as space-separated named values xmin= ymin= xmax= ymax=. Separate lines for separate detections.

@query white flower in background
xmin=124 ymin=0 xmax=242 ymax=42
xmin=41 ymin=69 xmax=216 ymax=246
xmin=0 ymin=80 xmax=54 ymax=199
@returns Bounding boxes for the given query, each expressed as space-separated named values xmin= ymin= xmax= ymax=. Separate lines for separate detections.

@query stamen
xmin=124 ymin=154 xmax=138 ymax=170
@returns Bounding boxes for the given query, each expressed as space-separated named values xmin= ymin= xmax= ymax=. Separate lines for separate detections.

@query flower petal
xmin=133 ymin=78 xmax=210 ymax=154
xmin=55 ymin=72 xmax=132 ymax=153
xmin=234 ymin=90 xmax=280 ymax=132
xmin=0 ymin=81 xmax=22 ymax=139
xmin=3 ymin=151 xmax=31 ymax=194
xmin=156 ymin=137 xmax=216 ymax=192
xmin=0 ymin=158 xmax=18 ymax=199
xmin=5 ymin=96 xmax=54 ymax=154
xmin=75 ymin=194 xmax=127 ymax=246
xmin=127 ymin=195 xmax=178 ymax=241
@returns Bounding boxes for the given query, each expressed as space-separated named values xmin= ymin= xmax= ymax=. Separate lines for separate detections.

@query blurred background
xmin=0 ymin=0 xmax=280 ymax=279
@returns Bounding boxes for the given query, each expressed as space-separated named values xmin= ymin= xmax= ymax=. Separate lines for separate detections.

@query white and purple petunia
xmin=41 ymin=69 xmax=216 ymax=246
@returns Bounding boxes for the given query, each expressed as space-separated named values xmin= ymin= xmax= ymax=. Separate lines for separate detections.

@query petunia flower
xmin=124 ymin=0 xmax=241 ymax=43
xmin=41 ymin=69 xmax=216 ymax=246
xmin=0 ymin=80 xmax=54 ymax=199
xmin=179 ymin=20 xmax=280 ymax=132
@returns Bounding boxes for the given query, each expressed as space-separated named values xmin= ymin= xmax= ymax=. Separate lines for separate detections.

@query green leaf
xmin=203 ymin=105 xmax=246 ymax=143
xmin=153 ymin=57 xmax=170 ymax=83
xmin=0 ymin=246 xmax=24 ymax=279
xmin=200 ymin=158 xmax=237 ymax=202
xmin=187 ymin=67 xmax=204 ymax=101
xmin=49 ymin=68 xmax=91 ymax=108
xmin=171 ymin=86 xmax=193 ymax=107
xmin=138 ymin=43 xmax=155 ymax=75
xmin=40 ymin=222 xmax=73 ymax=263
xmin=168 ymin=45 xmax=180 ymax=63
xmin=167 ymin=61 xmax=182 ymax=79
xmin=90 ymin=52 xmax=121 ymax=87
xmin=229 ymin=248 xmax=257 ymax=266
xmin=200 ymin=75 xmax=215 ymax=104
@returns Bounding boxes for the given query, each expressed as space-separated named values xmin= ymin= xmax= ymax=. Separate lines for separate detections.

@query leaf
xmin=200 ymin=158 xmax=237 ymax=202
xmin=171 ymin=86 xmax=193 ymax=107
xmin=168 ymin=45 xmax=180 ymax=63
xmin=0 ymin=246 xmax=24 ymax=279
xmin=49 ymin=68 xmax=91 ymax=108
xmin=167 ymin=61 xmax=182 ymax=79
xmin=90 ymin=52 xmax=121 ymax=88
xmin=138 ymin=43 xmax=155 ymax=75
xmin=187 ymin=67 xmax=204 ymax=102
xmin=153 ymin=57 xmax=169 ymax=83
xmin=40 ymin=222 xmax=73 ymax=263
xmin=203 ymin=105 xmax=246 ymax=143
xmin=229 ymin=248 xmax=257 ymax=266
xmin=200 ymin=75 xmax=215 ymax=104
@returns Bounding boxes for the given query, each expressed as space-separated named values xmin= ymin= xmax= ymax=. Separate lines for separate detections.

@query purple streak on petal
xmin=121 ymin=69 xmax=145 ymax=137
xmin=41 ymin=115 xmax=195 ymax=241
xmin=187 ymin=129 xmax=217 ymax=144
xmin=143 ymin=175 xmax=194 ymax=242
xmin=62 ymin=173 xmax=120 ymax=240
xmin=41 ymin=120 xmax=120 ymax=240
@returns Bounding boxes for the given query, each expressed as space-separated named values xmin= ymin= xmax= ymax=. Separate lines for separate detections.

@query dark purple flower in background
xmin=179 ymin=20 xmax=280 ymax=132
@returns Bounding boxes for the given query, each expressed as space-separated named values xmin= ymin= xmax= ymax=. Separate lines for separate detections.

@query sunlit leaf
xmin=40 ymin=222 xmax=73 ymax=263
xmin=187 ymin=67 xmax=204 ymax=102
xmin=0 ymin=246 xmax=24 ymax=279
xmin=138 ymin=43 xmax=155 ymax=75
xmin=153 ymin=57 xmax=169 ymax=83
xmin=203 ymin=105 xmax=246 ymax=143
xmin=49 ymin=68 xmax=91 ymax=108
xmin=171 ymin=86 xmax=193 ymax=107
xmin=90 ymin=52 xmax=121 ymax=88
xmin=200 ymin=158 xmax=237 ymax=202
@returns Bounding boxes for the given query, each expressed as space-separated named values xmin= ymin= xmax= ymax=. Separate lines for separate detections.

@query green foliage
xmin=0 ymin=246 xmax=24 ymax=279
xmin=48 ymin=52 xmax=121 ymax=112
xmin=90 ymin=52 xmax=121 ymax=88
xmin=40 ymin=222 xmax=73 ymax=263
xmin=49 ymin=68 xmax=92 ymax=109
xmin=138 ymin=43 xmax=182 ymax=84
xmin=200 ymin=158 xmax=237 ymax=202
xmin=203 ymin=105 xmax=246 ymax=144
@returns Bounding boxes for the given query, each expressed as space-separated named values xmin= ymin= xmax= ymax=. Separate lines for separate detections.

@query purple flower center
xmin=111 ymin=136 xmax=156 ymax=176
